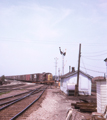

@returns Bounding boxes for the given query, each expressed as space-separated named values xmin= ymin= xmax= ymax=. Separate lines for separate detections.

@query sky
xmin=0 ymin=0 xmax=107 ymax=77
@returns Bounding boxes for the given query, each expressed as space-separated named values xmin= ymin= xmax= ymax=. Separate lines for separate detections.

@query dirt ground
xmin=0 ymin=84 xmax=96 ymax=120
xmin=25 ymin=87 xmax=95 ymax=120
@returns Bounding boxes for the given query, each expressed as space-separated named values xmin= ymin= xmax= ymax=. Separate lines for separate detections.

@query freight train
xmin=5 ymin=72 xmax=54 ymax=85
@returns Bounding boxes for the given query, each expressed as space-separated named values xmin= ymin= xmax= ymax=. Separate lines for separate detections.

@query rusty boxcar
xmin=5 ymin=72 xmax=54 ymax=84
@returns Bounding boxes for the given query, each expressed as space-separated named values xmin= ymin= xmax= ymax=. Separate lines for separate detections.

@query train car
xmin=38 ymin=73 xmax=44 ymax=83
xmin=20 ymin=75 xmax=24 ymax=81
xmin=42 ymin=73 xmax=54 ymax=85
xmin=5 ymin=72 xmax=54 ymax=84
xmin=47 ymin=73 xmax=53 ymax=81
xmin=6 ymin=75 xmax=14 ymax=80
xmin=46 ymin=73 xmax=54 ymax=85
xmin=32 ymin=73 xmax=40 ymax=82
xmin=26 ymin=74 xmax=30 ymax=81
xmin=35 ymin=73 xmax=47 ymax=83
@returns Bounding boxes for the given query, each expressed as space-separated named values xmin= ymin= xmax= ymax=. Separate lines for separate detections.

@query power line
xmin=0 ymin=39 xmax=81 ymax=45
xmin=82 ymin=50 xmax=107 ymax=54
xmin=81 ymin=58 xmax=87 ymax=74
xmin=80 ymin=66 xmax=105 ymax=73
xmin=1 ymin=39 xmax=107 ymax=46
xmin=81 ymin=43 xmax=107 ymax=46
xmin=82 ymin=52 xmax=107 ymax=57
xmin=81 ymin=56 xmax=103 ymax=60
xmin=82 ymin=63 xmax=105 ymax=69
xmin=81 ymin=62 xmax=105 ymax=69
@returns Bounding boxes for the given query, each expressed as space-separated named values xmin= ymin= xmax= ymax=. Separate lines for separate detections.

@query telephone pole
xmin=75 ymin=44 xmax=81 ymax=96
xmin=54 ymin=57 xmax=58 ymax=80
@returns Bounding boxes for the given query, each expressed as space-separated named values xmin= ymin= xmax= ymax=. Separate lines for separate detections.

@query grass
xmin=0 ymin=91 xmax=10 ymax=95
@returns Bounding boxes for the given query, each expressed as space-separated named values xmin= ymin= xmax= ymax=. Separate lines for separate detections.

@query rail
xmin=0 ymin=86 xmax=43 ymax=111
xmin=10 ymin=86 xmax=47 ymax=120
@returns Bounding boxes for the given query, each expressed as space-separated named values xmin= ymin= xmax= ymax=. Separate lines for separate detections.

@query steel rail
xmin=0 ymin=86 xmax=43 ymax=111
xmin=0 ymin=85 xmax=43 ymax=101
xmin=0 ymin=90 xmax=33 ymax=101
xmin=0 ymin=88 xmax=44 ymax=106
xmin=0 ymin=84 xmax=25 ymax=89
xmin=10 ymin=87 xmax=47 ymax=120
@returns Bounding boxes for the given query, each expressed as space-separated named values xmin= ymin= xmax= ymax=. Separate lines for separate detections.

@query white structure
xmin=93 ymin=77 xmax=107 ymax=114
xmin=60 ymin=68 xmax=92 ymax=95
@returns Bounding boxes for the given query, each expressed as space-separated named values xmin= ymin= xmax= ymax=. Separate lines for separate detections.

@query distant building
xmin=60 ymin=67 xmax=93 ymax=95
xmin=93 ymin=76 xmax=107 ymax=114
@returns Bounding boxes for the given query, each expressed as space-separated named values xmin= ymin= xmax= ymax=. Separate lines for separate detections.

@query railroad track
xmin=0 ymin=84 xmax=38 ymax=93
xmin=0 ymin=90 xmax=36 ymax=107
xmin=0 ymin=84 xmax=25 ymax=89
xmin=0 ymin=85 xmax=47 ymax=120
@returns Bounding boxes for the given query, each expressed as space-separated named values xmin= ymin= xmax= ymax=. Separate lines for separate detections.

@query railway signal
xmin=59 ymin=47 xmax=66 ymax=75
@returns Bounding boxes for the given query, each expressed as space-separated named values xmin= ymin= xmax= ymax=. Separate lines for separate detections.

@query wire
xmin=80 ymin=66 xmax=105 ymax=73
xmin=0 ymin=39 xmax=77 ymax=44
xmin=82 ymin=50 xmax=107 ymax=54
xmin=82 ymin=52 xmax=107 ymax=57
xmin=81 ymin=56 xmax=103 ymax=60
xmin=81 ymin=62 xmax=105 ymax=69
xmin=0 ymin=39 xmax=107 ymax=46
xmin=81 ymin=58 xmax=87 ymax=74
xmin=82 ymin=43 xmax=107 ymax=46
xmin=0 ymin=39 xmax=81 ymax=45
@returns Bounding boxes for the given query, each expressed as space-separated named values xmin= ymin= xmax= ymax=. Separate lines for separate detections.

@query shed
xmin=60 ymin=68 xmax=93 ymax=95
xmin=93 ymin=76 xmax=107 ymax=114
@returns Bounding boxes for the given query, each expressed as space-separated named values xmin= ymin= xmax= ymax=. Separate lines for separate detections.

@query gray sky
xmin=0 ymin=0 xmax=107 ymax=77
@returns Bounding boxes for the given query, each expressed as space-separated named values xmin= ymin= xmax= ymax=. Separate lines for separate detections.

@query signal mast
xmin=59 ymin=47 xmax=66 ymax=75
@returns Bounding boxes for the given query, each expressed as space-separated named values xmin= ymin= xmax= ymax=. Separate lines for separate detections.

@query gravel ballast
xmin=0 ymin=85 xmax=95 ymax=120
xmin=25 ymin=87 xmax=95 ymax=120
xmin=25 ymin=87 xmax=80 ymax=120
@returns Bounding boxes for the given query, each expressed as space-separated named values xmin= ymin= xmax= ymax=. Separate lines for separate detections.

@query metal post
xmin=59 ymin=47 xmax=66 ymax=76
xmin=58 ymin=68 xmax=60 ymax=81
xmin=75 ymin=44 xmax=81 ymax=96
xmin=62 ymin=54 xmax=64 ymax=75
xmin=54 ymin=57 xmax=58 ymax=80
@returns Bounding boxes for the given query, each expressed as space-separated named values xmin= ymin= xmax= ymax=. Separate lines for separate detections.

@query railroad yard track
xmin=0 ymin=84 xmax=25 ymax=89
xmin=0 ymin=84 xmax=38 ymax=93
xmin=0 ymin=85 xmax=47 ymax=120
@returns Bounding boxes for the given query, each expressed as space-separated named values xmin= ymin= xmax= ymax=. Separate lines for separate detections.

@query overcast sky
xmin=0 ymin=0 xmax=107 ymax=77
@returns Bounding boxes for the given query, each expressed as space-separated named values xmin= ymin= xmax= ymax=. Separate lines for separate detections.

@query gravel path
xmin=25 ymin=88 xmax=73 ymax=120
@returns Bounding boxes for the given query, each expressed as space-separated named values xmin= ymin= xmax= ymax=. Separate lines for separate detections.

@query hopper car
xmin=5 ymin=72 xmax=54 ymax=85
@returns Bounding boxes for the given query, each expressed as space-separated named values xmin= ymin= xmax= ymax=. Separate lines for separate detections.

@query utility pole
xmin=54 ymin=57 xmax=58 ymax=80
xmin=75 ymin=44 xmax=81 ymax=96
